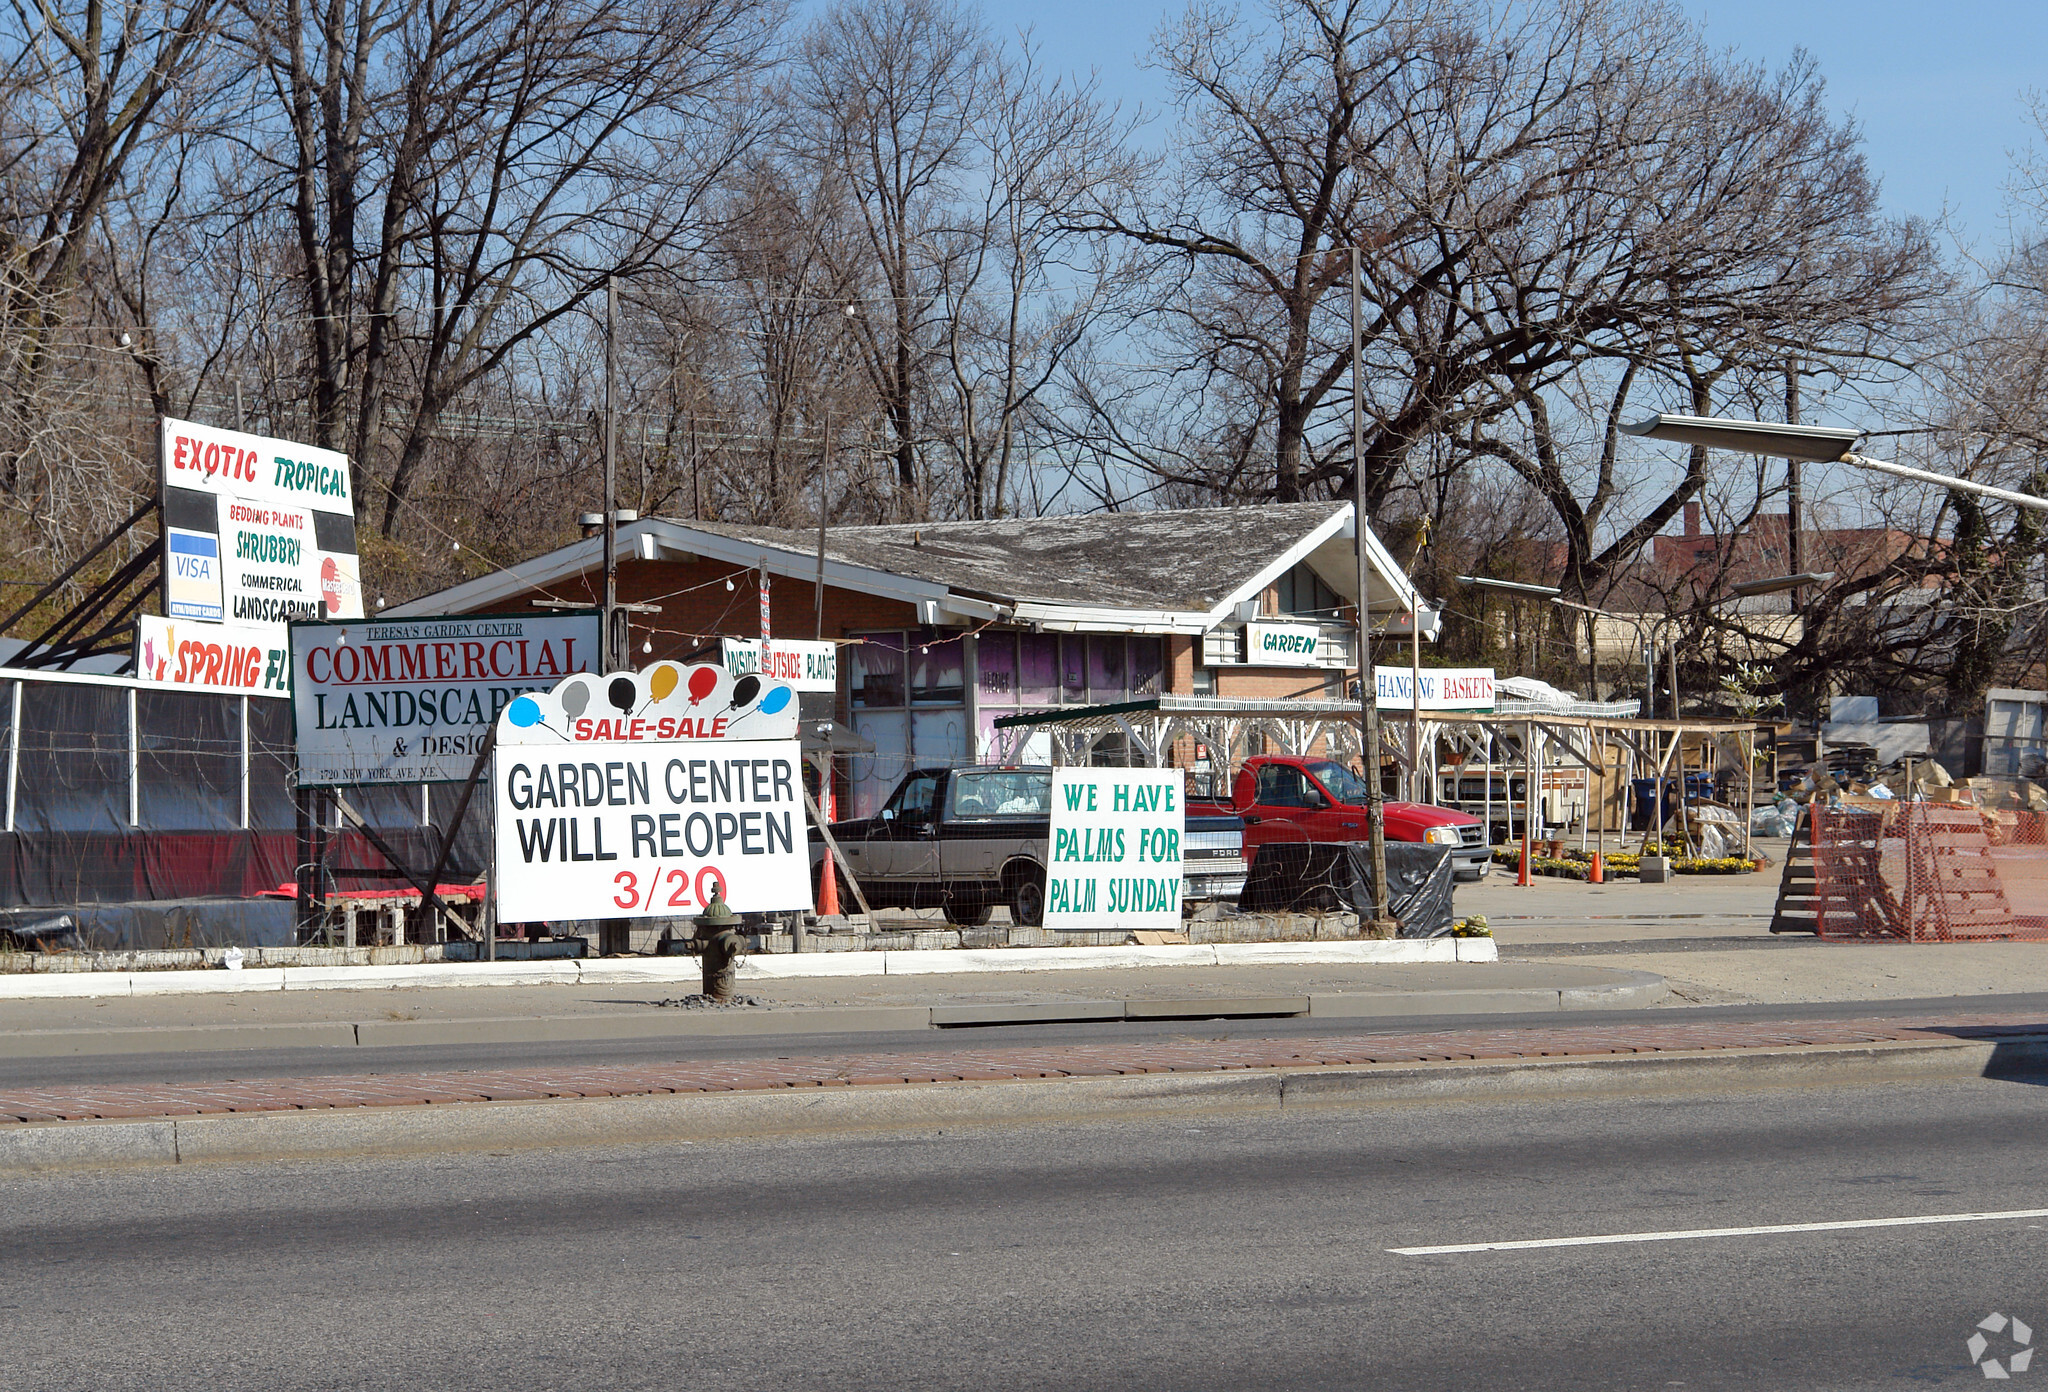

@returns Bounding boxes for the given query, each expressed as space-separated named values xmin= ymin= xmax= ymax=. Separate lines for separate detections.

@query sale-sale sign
xmin=491 ymin=661 xmax=812 ymax=920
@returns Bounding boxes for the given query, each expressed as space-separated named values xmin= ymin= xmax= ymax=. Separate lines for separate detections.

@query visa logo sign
xmin=174 ymin=554 xmax=215 ymax=580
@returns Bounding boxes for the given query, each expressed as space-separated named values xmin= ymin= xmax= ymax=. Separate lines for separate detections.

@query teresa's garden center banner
xmin=291 ymin=612 xmax=600 ymax=786
xmin=491 ymin=661 xmax=810 ymax=920
xmin=160 ymin=416 xmax=363 ymax=630
xmin=1044 ymin=768 xmax=1184 ymax=933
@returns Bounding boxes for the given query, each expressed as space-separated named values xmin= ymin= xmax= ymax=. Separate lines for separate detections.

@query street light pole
xmin=603 ymin=274 xmax=620 ymax=675
xmin=1352 ymin=247 xmax=1390 ymax=928
xmin=1623 ymin=413 xmax=2048 ymax=514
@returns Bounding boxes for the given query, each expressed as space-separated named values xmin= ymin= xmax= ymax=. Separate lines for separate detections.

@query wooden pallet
xmin=1906 ymin=805 xmax=2015 ymax=940
xmin=1779 ymin=807 xmax=1905 ymax=938
xmin=1768 ymin=808 xmax=1818 ymax=934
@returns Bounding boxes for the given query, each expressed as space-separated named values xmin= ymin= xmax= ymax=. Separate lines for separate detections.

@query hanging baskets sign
xmin=491 ymin=661 xmax=810 ymax=920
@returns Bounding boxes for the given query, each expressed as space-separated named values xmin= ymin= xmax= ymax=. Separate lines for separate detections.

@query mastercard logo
xmin=320 ymin=556 xmax=344 ymax=615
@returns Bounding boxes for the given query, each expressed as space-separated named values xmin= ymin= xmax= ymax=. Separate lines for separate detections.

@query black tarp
xmin=1240 ymin=841 xmax=1457 ymax=937
xmin=0 ymin=681 xmax=486 ymax=910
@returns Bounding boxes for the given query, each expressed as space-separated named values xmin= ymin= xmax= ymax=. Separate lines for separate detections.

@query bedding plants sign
xmin=1045 ymin=768 xmax=1184 ymax=934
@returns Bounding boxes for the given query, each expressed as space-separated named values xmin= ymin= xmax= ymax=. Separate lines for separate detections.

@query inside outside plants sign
xmin=160 ymin=416 xmax=363 ymax=630
xmin=720 ymin=637 xmax=838 ymax=692
xmin=291 ymin=612 xmax=600 ymax=786
xmin=491 ymin=661 xmax=811 ymax=921
xmin=1044 ymin=768 xmax=1183 ymax=932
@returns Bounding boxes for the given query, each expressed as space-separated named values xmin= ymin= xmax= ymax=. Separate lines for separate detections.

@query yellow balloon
xmin=649 ymin=663 xmax=679 ymax=701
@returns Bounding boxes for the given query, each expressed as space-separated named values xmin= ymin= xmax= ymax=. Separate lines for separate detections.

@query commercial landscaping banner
xmin=1044 ymin=768 xmax=1184 ymax=933
xmin=160 ymin=416 xmax=363 ymax=630
xmin=490 ymin=661 xmax=811 ymax=920
xmin=290 ymin=612 xmax=600 ymax=785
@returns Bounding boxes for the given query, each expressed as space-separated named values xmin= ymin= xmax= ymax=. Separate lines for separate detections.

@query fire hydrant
xmin=694 ymin=891 xmax=746 ymax=1001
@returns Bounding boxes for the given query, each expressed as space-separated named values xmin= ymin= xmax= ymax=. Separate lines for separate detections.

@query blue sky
xmin=983 ymin=0 xmax=2048 ymax=247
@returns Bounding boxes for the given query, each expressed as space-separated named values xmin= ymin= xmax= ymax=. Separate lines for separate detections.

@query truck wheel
xmin=944 ymin=896 xmax=994 ymax=927
xmin=1009 ymin=876 xmax=1045 ymax=928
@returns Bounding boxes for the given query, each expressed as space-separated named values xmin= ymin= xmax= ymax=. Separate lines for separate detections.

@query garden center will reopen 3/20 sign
xmin=291 ymin=612 xmax=600 ymax=786
xmin=160 ymin=416 xmax=363 ymax=630
xmin=1044 ymin=768 xmax=1184 ymax=934
xmin=491 ymin=662 xmax=812 ymax=921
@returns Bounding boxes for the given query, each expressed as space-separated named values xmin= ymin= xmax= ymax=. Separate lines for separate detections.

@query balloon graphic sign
xmin=490 ymin=658 xmax=814 ymax=921
xmin=687 ymin=666 xmax=718 ymax=706
xmin=495 ymin=660 xmax=800 ymax=747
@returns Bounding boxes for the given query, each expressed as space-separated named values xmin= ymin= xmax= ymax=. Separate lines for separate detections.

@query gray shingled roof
xmin=680 ymin=502 xmax=1347 ymax=612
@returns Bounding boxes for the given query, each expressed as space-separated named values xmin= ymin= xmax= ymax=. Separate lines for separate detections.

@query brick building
xmin=386 ymin=502 xmax=1417 ymax=814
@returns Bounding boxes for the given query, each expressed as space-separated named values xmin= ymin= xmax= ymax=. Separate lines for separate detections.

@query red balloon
xmin=686 ymin=665 xmax=718 ymax=706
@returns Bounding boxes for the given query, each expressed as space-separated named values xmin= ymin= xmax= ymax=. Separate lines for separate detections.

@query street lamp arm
xmin=1551 ymin=596 xmax=1655 ymax=644
xmin=1842 ymin=453 xmax=2048 ymax=514
xmin=1621 ymin=413 xmax=2048 ymax=514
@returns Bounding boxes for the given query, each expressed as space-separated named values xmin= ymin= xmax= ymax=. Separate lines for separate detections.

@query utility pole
xmin=1409 ymin=577 xmax=1423 ymax=803
xmin=599 ymin=274 xmax=625 ymax=957
xmin=1785 ymin=363 xmax=1803 ymax=584
xmin=1351 ymin=247 xmax=1390 ymax=929
xmin=603 ymin=275 xmax=621 ymax=675
xmin=1785 ymin=359 xmax=1805 ymax=724
xmin=815 ymin=405 xmax=833 ymax=640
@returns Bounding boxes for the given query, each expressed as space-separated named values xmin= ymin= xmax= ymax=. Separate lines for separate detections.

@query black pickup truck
xmin=810 ymin=765 xmax=1248 ymax=926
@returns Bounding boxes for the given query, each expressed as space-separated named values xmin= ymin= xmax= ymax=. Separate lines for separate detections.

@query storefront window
xmin=1018 ymin=633 xmax=1059 ymax=706
xmin=1130 ymin=637 xmax=1165 ymax=695
xmin=911 ymin=636 xmax=965 ymax=705
xmin=850 ymin=633 xmax=905 ymax=708
xmin=977 ymin=633 xmax=1018 ymax=706
xmin=1060 ymin=636 xmax=1088 ymax=703
xmin=1087 ymin=636 xmax=1125 ymax=699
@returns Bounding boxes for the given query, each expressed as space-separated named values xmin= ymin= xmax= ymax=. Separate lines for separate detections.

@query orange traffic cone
xmin=1589 ymin=851 xmax=1604 ymax=884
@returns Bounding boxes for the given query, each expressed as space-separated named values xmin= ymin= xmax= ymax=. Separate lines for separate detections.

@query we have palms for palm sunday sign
xmin=1045 ymin=769 xmax=1184 ymax=933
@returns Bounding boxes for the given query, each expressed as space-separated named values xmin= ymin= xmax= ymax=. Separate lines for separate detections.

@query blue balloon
xmin=507 ymin=696 xmax=541 ymax=728
xmin=758 ymin=685 xmax=792 ymax=715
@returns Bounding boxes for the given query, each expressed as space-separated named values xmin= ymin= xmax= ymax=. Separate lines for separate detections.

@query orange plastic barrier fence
xmin=1809 ymin=803 xmax=2048 ymax=941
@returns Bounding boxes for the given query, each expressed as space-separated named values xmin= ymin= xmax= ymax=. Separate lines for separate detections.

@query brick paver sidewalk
xmin=5 ymin=1013 xmax=2044 ymax=1125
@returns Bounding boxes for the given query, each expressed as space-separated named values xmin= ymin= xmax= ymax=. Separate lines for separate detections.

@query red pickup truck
xmin=1188 ymin=755 xmax=1492 ymax=881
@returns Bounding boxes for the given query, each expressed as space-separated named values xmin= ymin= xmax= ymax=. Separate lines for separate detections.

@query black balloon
xmin=608 ymin=676 xmax=636 ymax=711
xmin=730 ymin=675 xmax=761 ymax=708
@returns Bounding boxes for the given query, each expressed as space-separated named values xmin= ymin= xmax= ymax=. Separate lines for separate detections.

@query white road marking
xmin=1389 ymin=1207 xmax=2048 ymax=1256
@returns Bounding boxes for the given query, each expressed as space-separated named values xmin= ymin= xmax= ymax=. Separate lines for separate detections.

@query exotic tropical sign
xmin=290 ymin=613 xmax=599 ymax=786
xmin=1044 ymin=768 xmax=1183 ymax=933
xmin=160 ymin=417 xmax=363 ymax=631
xmin=1373 ymin=666 xmax=1497 ymax=712
xmin=136 ymin=615 xmax=290 ymax=698
xmin=491 ymin=661 xmax=810 ymax=920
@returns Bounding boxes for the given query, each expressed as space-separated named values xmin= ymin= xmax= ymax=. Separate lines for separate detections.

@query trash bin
xmin=1630 ymin=778 xmax=1658 ymax=830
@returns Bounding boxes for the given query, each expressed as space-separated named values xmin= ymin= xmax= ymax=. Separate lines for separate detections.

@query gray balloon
xmin=561 ymin=680 xmax=589 ymax=718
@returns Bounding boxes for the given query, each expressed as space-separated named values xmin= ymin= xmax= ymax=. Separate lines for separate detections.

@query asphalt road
xmin=5 ymin=988 xmax=2048 ymax=1089
xmin=10 ymin=1075 xmax=2048 ymax=1389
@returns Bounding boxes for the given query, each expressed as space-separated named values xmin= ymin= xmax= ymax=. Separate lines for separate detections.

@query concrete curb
xmin=3 ymin=1034 xmax=2041 ymax=1175
xmin=0 ymin=937 xmax=1498 ymax=1000
xmin=0 ymin=970 xmax=1661 ymax=1059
